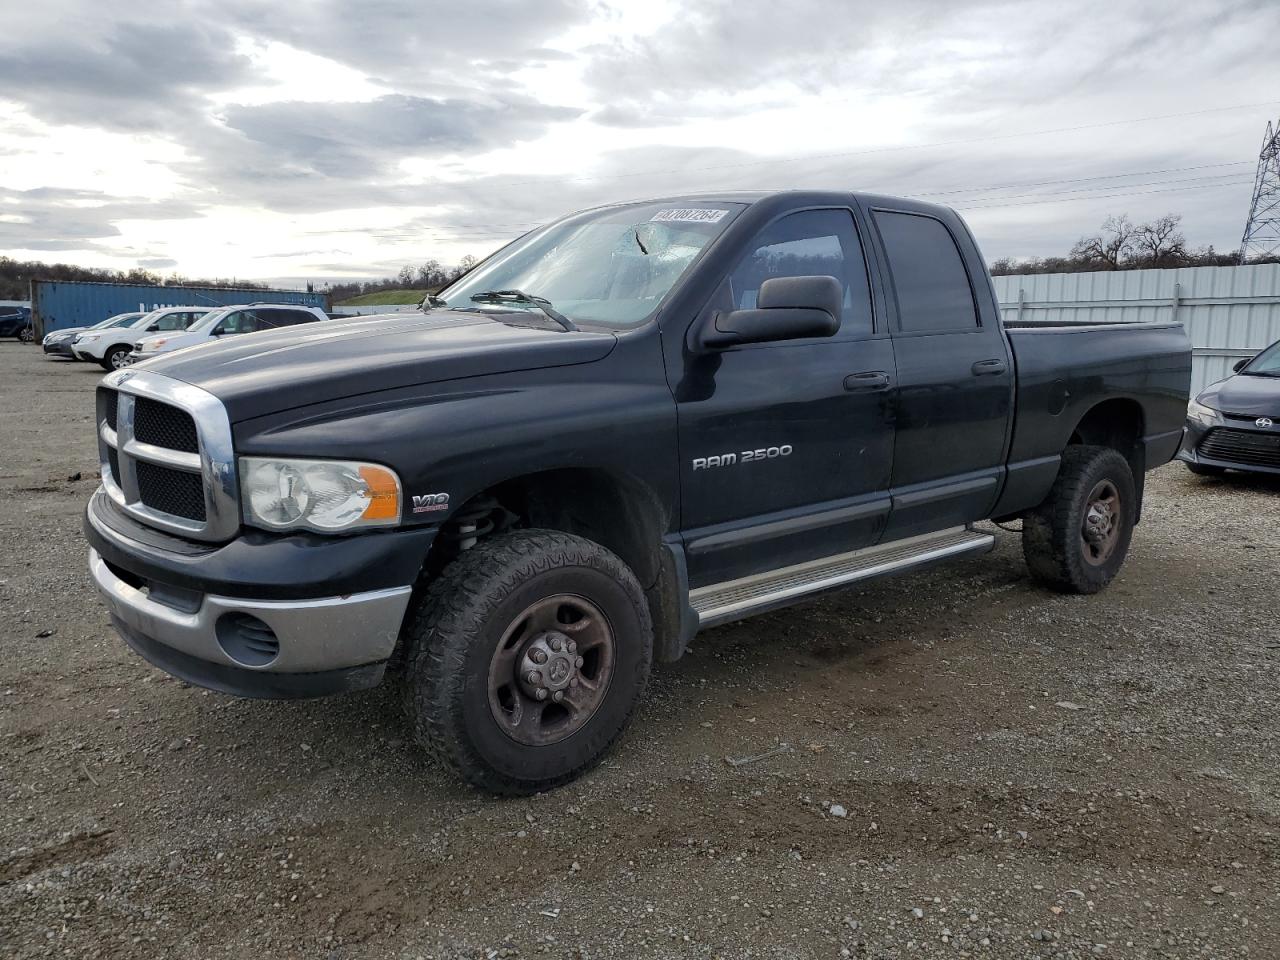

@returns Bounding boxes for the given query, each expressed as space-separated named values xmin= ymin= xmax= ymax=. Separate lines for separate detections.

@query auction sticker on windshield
xmin=650 ymin=208 xmax=729 ymax=223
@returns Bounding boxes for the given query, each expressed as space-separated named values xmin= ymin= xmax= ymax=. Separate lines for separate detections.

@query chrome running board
xmin=690 ymin=526 xmax=995 ymax=628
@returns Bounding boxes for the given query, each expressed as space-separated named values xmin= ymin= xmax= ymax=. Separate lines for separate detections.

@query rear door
xmin=675 ymin=206 xmax=897 ymax=586
xmin=868 ymin=208 xmax=1013 ymax=540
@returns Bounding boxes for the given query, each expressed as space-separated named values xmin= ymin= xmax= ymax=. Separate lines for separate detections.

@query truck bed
xmin=990 ymin=319 xmax=1192 ymax=519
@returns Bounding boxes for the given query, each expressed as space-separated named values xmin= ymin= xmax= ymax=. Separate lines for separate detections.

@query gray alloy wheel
xmin=486 ymin=593 xmax=616 ymax=747
xmin=105 ymin=345 xmax=131 ymax=370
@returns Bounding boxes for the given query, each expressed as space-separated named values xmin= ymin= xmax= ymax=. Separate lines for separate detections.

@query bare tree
xmin=1070 ymin=214 xmax=1137 ymax=270
xmin=1132 ymin=214 xmax=1186 ymax=267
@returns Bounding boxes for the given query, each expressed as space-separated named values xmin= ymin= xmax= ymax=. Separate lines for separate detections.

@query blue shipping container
xmin=31 ymin=280 xmax=329 ymax=337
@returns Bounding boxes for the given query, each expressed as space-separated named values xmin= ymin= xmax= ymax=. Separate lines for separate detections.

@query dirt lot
xmin=1 ymin=342 xmax=1278 ymax=960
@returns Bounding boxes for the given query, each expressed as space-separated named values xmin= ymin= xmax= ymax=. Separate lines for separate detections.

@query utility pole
xmin=1240 ymin=118 xmax=1280 ymax=263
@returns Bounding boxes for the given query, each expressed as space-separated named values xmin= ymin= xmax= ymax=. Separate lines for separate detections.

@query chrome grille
xmin=97 ymin=369 xmax=239 ymax=541
xmin=135 ymin=460 xmax=207 ymax=521
xmin=133 ymin=396 xmax=198 ymax=453
xmin=100 ymin=388 xmax=118 ymax=431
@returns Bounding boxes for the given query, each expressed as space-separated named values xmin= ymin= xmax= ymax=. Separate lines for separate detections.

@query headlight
xmin=1187 ymin=398 xmax=1218 ymax=425
xmin=80 ymin=333 xmax=101 ymax=342
xmin=239 ymin=457 xmax=401 ymax=532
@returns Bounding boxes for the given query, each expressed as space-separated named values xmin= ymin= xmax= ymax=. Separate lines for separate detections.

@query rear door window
xmin=874 ymin=211 xmax=979 ymax=334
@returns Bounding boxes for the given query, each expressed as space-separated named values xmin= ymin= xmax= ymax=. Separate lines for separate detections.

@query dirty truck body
xmin=85 ymin=191 xmax=1192 ymax=793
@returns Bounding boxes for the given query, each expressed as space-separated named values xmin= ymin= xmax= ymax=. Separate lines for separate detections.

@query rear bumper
xmin=1143 ymin=427 xmax=1184 ymax=469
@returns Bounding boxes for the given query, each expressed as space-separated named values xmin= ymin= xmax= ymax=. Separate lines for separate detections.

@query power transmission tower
xmin=1240 ymin=118 xmax=1280 ymax=263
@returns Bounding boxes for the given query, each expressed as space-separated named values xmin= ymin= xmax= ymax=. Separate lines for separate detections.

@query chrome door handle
xmin=971 ymin=358 xmax=1008 ymax=376
xmin=844 ymin=371 xmax=891 ymax=392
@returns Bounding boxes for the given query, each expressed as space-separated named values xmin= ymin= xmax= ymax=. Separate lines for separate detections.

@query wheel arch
xmin=416 ymin=465 xmax=686 ymax=662
xmin=483 ymin=466 xmax=670 ymax=589
xmin=1065 ymin=396 xmax=1147 ymax=519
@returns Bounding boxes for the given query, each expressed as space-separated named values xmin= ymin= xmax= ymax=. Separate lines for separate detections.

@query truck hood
xmin=139 ymin=309 xmax=617 ymax=421
xmin=1199 ymin=373 xmax=1280 ymax=417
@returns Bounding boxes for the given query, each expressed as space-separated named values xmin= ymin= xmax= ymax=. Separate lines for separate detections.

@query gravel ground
xmin=1 ymin=342 xmax=1278 ymax=960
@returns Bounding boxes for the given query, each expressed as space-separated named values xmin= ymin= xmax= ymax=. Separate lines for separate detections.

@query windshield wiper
xmin=469 ymin=289 xmax=578 ymax=331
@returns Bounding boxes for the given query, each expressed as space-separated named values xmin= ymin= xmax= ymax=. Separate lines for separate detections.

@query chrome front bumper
xmin=89 ymin=548 xmax=412 ymax=695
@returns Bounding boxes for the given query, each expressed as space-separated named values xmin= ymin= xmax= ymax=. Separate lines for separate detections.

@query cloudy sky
xmin=1 ymin=0 xmax=1276 ymax=287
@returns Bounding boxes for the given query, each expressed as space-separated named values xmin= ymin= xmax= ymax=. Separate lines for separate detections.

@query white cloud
xmin=0 ymin=0 xmax=1276 ymax=282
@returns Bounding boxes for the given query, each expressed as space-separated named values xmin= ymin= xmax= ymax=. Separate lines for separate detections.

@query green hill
xmin=336 ymin=289 xmax=430 ymax=306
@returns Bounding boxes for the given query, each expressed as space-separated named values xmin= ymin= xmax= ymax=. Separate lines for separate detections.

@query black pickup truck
xmin=85 ymin=191 xmax=1191 ymax=793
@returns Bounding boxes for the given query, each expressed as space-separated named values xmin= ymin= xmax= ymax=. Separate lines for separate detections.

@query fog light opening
xmin=215 ymin=613 xmax=280 ymax=667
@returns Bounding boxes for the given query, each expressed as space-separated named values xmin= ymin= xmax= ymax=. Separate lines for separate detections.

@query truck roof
xmin=606 ymin=189 xmax=955 ymax=219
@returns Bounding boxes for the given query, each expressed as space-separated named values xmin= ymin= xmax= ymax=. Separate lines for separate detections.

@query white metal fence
xmin=991 ymin=263 xmax=1280 ymax=395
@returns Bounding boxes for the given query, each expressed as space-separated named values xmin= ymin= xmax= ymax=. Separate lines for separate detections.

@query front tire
xmin=1022 ymin=445 xmax=1136 ymax=594
xmin=402 ymin=530 xmax=653 ymax=795
xmin=101 ymin=345 xmax=130 ymax=370
xmin=18 ymin=326 xmax=34 ymax=343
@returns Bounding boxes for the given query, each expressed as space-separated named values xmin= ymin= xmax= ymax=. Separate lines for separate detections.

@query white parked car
xmin=43 ymin=311 xmax=145 ymax=359
xmin=72 ymin=307 xmax=213 ymax=370
xmin=129 ymin=303 xmax=330 ymax=362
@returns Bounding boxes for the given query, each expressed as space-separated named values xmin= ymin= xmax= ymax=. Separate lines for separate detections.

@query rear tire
xmin=1022 ymin=445 xmax=1136 ymax=595
xmin=1185 ymin=462 xmax=1226 ymax=477
xmin=402 ymin=529 xmax=653 ymax=795
xmin=18 ymin=326 xmax=34 ymax=343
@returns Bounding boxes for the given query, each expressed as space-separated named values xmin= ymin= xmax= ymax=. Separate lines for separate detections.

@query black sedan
xmin=1178 ymin=338 xmax=1280 ymax=476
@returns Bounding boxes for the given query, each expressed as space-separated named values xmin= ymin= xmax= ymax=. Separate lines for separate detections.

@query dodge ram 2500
xmin=85 ymin=191 xmax=1192 ymax=794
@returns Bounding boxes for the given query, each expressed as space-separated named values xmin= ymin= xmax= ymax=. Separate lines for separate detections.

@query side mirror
xmin=1233 ymin=357 xmax=1253 ymax=373
xmin=146 ymin=323 xmax=159 ymax=332
xmin=210 ymin=327 xmax=224 ymax=336
xmin=700 ymin=275 xmax=842 ymax=349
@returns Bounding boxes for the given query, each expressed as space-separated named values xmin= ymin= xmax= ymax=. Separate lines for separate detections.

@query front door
xmin=673 ymin=207 xmax=897 ymax=587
